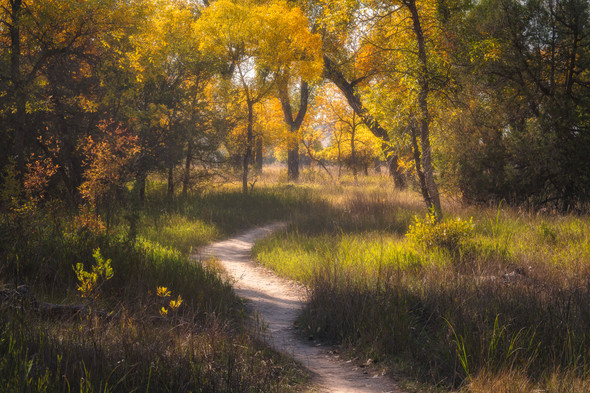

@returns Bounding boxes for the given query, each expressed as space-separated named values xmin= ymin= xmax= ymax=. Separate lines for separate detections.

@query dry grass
xmin=253 ymin=169 xmax=590 ymax=391
xmin=0 ymin=177 xmax=315 ymax=392
xmin=4 ymin=165 xmax=590 ymax=392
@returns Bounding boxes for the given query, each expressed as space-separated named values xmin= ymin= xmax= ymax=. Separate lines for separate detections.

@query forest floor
xmin=196 ymin=222 xmax=402 ymax=393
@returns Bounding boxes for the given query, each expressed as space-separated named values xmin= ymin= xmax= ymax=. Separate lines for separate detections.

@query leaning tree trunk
xmin=410 ymin=121 xmax=433 ymax=209
xmin=323 ymin=56 xmax=407 ymax=190
xmin=384 ymin=145 xmax=407 ymax=188
xmin=350 ymin=113 xmax=358 ymax=183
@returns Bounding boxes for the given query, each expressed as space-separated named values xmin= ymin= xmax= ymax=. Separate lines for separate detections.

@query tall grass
xmin=0 ymin=179 xmax=315 ymax=392
xmin=5 ymin=165 xmax=590 ymax=392
xmin=253 ymin=174 xmax=590 ymax=391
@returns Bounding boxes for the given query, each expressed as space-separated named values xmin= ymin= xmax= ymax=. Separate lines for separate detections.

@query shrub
xmin=407 ymin=212 xmax=474 ymax=253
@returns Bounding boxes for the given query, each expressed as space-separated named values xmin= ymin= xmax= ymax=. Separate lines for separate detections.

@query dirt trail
xmin=196 ymin=222 xmax=401 ymax=393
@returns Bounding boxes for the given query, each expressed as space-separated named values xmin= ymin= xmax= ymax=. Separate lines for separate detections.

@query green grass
xmin=255 ymin=232 xmax=423 ymax=284
xmin=4 ymin=166 xmax=590 ymax=392
xmin=252 ymin=173 xmax=590 ymax=392
xmin=0 ymin=178 xmax=315 ymax=392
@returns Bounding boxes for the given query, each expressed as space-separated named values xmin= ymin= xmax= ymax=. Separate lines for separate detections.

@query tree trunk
xmin=167 ymin=166 xmax=174 ymax=198
xmin=242 ymin=100 xmax=254 ymax=194
xmin=10 ymin=0 xmax=25 ymax=183
xmin=410 ymin=121 xmax=433 ymax=209
xmin=406 ymin=0 xmax=442 ymax=217
xmin=183 ymin=139 xmax=193 ymax=196
xmin=351 ymin=114 xmax=358 ymax=183
xmin=279 ymin=81 xmax=309 ymax=181
xmin=385 ymin=150 xmax=407 ymax=188
xmin=287 ymin=146 xmax=299 ymax=180
xmin=254 ymin=137 xmax=263 ymax=172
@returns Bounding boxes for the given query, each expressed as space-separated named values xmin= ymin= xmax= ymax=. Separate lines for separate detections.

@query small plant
xmin=407 ymin=211 xmax=474 ymax=253
xmin=538 ymin=221 xmax=557 ymax=244
xmin=155 ymin=286 xmax=183 ymax=318
xmin=74 ymin=248 xmax=114 ymax=301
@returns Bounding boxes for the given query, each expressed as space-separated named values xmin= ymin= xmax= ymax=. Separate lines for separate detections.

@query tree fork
xmin=279 ymin=80 xmax=309 ymax=181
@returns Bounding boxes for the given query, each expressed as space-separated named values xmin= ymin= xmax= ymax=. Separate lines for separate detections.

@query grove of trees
xmin=1 ymin=0 xmax=589 ymax=213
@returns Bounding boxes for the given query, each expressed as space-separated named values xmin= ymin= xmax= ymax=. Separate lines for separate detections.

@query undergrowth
xmin=5 ymin=166 xmax=590 ymax=392
xmin=254 ymin=172 xmax=590 ymax=392
xmin=0 ymin=180 xmax=315 ymax=392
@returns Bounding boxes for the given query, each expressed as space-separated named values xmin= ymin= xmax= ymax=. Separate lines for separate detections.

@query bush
xmin=407 ymin=212 xmax=474 ymax=253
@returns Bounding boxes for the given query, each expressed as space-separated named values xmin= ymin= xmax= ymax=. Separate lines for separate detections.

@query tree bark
xmin=287 ymin=147 xmax=299 ymax=179
xmin=167 ymin=166 xmax=174 ymax=198
xmin=323 ymin=56 xmax=407 ymax=189
xmin=410 ymin=121 xmax=433 ymax=208
xmin=183 ymin=139 xmax=193 ymax=196
xmin=385 ymin=149 xmax=407 ymax=188
xmin=406 ymin=0 xmax=442 ymax=217
xmin=351 ymin=113 xmax=358 ymax=182
xmin=242 ymin=99 xmax=254 ymax=194
xmin=278 ymin=80 xmax=309 ymax=181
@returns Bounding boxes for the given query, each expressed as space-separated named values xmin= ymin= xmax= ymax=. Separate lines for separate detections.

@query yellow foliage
xmin=312 ymin=84 xmax=381 ymax=163
xmin=74 ymin=248 xmax=114 ymax=300
xmin=169 ymin=295 xmax=183 ymax=310
xmin=155 ymin=286 xmax=183 ymax=319
xmin=196 ymin=0 xmax=322 ymax=81
xmin=157 ymin=286 xmax=172 ymax=298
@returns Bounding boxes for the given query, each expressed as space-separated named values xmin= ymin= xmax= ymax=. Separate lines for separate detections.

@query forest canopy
xmin=1 ymin=0 xmax=589 ymax=212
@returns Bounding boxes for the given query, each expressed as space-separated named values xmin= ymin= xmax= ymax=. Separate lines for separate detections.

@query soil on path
xmin=196 ymin=222 xmax=401 ymax=393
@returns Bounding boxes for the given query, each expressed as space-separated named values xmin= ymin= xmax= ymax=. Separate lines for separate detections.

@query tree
xmin=278 ymin=80 xmax=309 ymax=180
xmin=314 ymin=84 xmax=381 ymax=180
xmin=314 ymin=0 xmax=450 ymax=215
xmin=79 ymin=121 xmax=140 ymax=230
xmin=294 ymin=0 xmax=409 ymax=188
xmin=0 ymin=0 xmax=143 ymax=203
xmin=444 ymin=0 xmax=590 ymax=210
xmin=196 ymin=0 xmax=322 ymax=193
xmin=125 ymin=0 xmax=221 ymax=199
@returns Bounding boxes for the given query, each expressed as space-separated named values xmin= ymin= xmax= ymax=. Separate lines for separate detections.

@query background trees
xmin=0 ymin=0 xmax=588 ymax=211
xmin=314 ymin=84 xmax=381 ymax=180
xmin=196 ymin=0 xmax=322 ymax=193
xmin=437 ymin=0 xmax=590 ymax=210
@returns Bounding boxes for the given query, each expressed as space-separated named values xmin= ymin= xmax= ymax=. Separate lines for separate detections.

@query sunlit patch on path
xmin=196 ymin=222 xmax=401 ymax=393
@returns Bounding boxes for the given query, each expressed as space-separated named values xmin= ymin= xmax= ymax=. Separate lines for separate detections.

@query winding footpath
xmin=195 ymin=222 xmax=401 ymax=393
